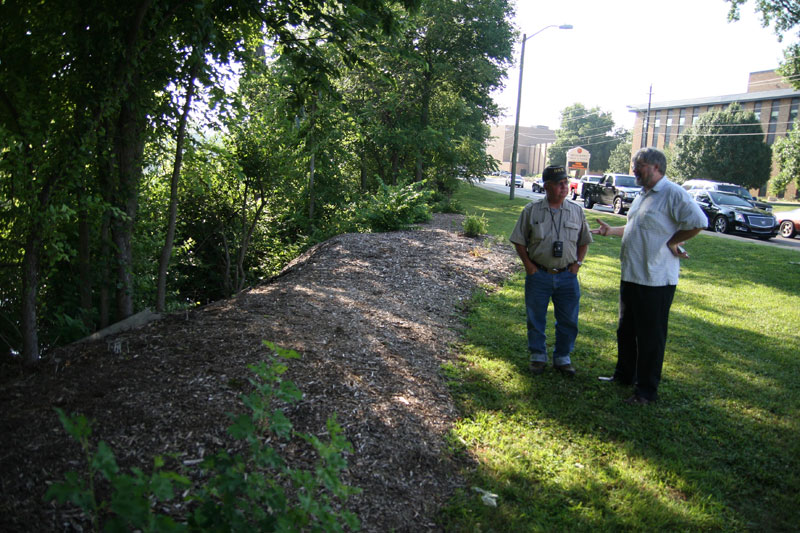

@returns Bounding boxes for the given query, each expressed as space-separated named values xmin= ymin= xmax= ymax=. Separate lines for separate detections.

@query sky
xmin=493 ymin=0 xmax=798 ymax=132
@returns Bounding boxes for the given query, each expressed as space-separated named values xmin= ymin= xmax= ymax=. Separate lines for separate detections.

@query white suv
xmin=681 ymin=179 xmax=772 ymax=212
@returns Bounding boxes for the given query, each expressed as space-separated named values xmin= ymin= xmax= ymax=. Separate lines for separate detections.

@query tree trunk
xmin=20 ymin=231 xmax=42 ymax=366
xmin=390 ymin=151 xmax=399 ymax=186
xmin=99 ymin=213 xmax=111 ymax=329
xmin=360 ymin=144 xmax=368 ymax=190
xmin=78 ymin=207 xmax=93 ymax=327
xmin=415 ymin=69 xmax=433 ymax=182
xmin=111 ymin=100 xmax=145 ymax=320
xmin=157 ymin=64 xmax=197 ymax=312
xmin=220 ymin=229 xmax=232 ymax=297
xmin=308 ymin=152 xmax=316 ymax=221
xmin=234 ymin=186 xmax=266 ymax=293
xmin=307 ymin=95 xmax=318 ymax=222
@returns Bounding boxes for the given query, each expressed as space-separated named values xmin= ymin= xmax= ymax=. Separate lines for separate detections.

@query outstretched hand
xmin=590 ymin=218 xmax=611 ymax=236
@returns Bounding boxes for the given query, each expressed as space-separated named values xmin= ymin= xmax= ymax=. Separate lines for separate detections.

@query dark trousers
xmin=614 ymin=281 xmax=676 ymax=401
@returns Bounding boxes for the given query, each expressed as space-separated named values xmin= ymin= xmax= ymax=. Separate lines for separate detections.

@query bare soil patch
xmin=0 ymin=213 xmax=518 ymax=532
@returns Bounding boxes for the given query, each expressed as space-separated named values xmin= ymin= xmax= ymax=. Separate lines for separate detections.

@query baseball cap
xmin=541 ymin=165 xmax=569 ymax=182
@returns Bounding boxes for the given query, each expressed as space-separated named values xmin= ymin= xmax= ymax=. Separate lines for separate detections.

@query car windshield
xmin=717 ymin=184 xmax=753 ymax=200
xmin=585 ymin=176 xmax=602 ymax=183
xmin=709 ymin=191 xmax=753 ymax=207
xmin=615 ymin=176 xmax=637 ymax=187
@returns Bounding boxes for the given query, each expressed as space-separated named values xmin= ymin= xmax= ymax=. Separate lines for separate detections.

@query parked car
xmin=688 ymin=189 xmax=779 ymax=240
xmin=505 ymin=174 xmax=524 ymax=188
xmin=570 ymin=174 xmax=602 ymax=200
xmin=682 ymin=179 xmax=772 ymax=212
xmin=775 ymin=208 xmax=800 ymax=239
xmin=530 ymin=176 xmax=545 ymax=193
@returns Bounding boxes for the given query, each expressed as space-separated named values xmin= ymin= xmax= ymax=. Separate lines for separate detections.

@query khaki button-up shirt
xmin=510 ymin=198 xmax=593 ymax=270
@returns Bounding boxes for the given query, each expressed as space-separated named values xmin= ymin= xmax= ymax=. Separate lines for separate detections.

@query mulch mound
xmin=0 ymin=213 xmax=518 ymax=532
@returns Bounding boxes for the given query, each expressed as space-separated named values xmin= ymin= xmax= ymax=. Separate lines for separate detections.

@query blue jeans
xmin=525 ymin=269 xmax=580 ymax=366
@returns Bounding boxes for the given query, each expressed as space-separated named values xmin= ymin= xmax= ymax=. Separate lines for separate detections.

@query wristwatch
xmin=575 ymin=261 xmax=583 ymax=266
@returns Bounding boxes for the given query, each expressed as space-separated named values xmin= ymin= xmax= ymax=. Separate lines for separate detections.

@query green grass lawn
xmin=439 ymin=183 xmax=800 ymax=532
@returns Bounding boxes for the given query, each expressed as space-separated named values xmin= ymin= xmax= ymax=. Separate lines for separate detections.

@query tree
xmin=1 ymin=0 xmax=421 ymax=364
xmin=547 ymin=104 xmax=620 ymax=172
xmin=671 ymin=103 xmax=772 ymax=188
xmin=726 ymin=1 xmax=800 ymax=196
xmin=726 ymin=0 xmax=800 ymax=88
xmin=606 ymin=132 xmax=633 ymax=174
xmin=345 ymin=0 xmax=514 ymax=191
xmin=772 ymin=127 xmax=800 ymax=197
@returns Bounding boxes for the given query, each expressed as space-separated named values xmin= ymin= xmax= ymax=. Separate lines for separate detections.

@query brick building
xmin=628 ymin=69 xmax=800 ymax=199
xmin=486 ymin=124 xmax=555 ymax=177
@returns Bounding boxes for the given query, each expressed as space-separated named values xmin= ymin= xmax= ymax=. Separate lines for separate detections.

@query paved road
xmin=474 ymin=177 xmax=800 ymax=252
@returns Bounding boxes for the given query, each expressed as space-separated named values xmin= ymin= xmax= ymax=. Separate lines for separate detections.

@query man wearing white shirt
xmin=591 ymin=147 xmax=707 ymax=404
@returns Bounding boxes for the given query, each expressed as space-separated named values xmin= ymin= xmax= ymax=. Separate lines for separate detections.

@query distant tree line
xmin=0 ymin=0 xmax=515 ymax=364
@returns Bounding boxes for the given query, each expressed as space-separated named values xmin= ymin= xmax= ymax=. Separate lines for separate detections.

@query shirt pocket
xmin=531 ymin=222 xmax=546 ymax=241
xmin=635 ymin=211 xmax=661 ymax=231
xmin=563 ymin=220 xmax=581 ymax=240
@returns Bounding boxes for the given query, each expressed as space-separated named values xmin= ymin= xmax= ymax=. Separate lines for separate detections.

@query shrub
xmin=462 ymin=213 xmax=488 ymax=237
xmin=360 ymin=179 xmax=433 ymax=232
xmin=432 ymin=196 xmax=464 ymax=214
xmin=45 ymin=341 xmax=360 ymax=532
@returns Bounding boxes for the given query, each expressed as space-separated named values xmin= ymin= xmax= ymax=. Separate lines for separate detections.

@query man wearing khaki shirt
xmin=510 ymin=165 xmax=593 ymax=376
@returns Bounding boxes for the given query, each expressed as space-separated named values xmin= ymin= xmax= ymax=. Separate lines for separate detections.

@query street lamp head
xmin=558 ymin=24 xmax=573 ymax=30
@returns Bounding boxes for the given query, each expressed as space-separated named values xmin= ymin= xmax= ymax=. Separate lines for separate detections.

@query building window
xmin=664 ymin=113 xmax=674 ymax=147
xmin=766 ymin=101 xmax=779 ymax=145
xmin=678 ymin=108 xmax=686 ymax=135
xmin=753 ymin=102 xmax=761 ymax=122
xmin=652 ymin=111 xmax=661 ymax=148
xmin=789 ymin=98 xmax=799 ymax=131
xmin=692 ymin=107 xmax=700 ymax=125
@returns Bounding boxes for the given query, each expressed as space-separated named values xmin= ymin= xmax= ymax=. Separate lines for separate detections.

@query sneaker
xmin=554 ymin=363 xmax=576 ymax=377
xmin=529 ymin=361 xmax=546 ymax=375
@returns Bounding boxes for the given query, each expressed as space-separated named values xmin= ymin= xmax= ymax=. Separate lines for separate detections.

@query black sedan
xmin=689 ymin=190 xmax=779 ymax=240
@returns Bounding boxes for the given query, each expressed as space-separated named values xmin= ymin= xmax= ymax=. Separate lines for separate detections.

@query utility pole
xmin=642 ymin=84 xmax=652 ymax=149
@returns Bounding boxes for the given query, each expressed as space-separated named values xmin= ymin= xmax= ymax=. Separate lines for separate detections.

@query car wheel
xmin=613 ymin=197 xmax=624 ymax=215
xmin=713 ymin=215 xmax=730 ymax=234
xmin=584 ymin=196 xmax=594 ymax=209
xmin=780 ymin=220 xmax=796 ymax=238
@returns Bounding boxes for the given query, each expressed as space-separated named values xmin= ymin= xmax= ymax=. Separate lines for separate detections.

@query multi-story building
xmin=628 ymin=69 xmax=800 ymax=199
xmin=487 ymin=124 xmax=555 ymax=177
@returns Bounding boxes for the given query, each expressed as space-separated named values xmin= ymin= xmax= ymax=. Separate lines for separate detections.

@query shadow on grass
xmin=440 ymin=259 xmax=800 ymax=532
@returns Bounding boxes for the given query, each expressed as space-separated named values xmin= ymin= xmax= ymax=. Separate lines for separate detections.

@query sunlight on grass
xmin=439 ymin=183 xmax=800 ymax=532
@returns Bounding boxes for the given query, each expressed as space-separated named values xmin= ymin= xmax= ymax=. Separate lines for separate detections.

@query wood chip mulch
xmin=0 ymin=213 xmax=519 ymax=532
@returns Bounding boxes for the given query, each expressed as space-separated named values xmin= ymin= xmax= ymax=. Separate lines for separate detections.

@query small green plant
xmin=462 ymin=213 xmax=488 ymax=237
xmin=46 ymin=341 xmax=360 ymax=532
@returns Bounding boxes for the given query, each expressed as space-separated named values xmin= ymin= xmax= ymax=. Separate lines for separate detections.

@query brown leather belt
xmin=534 ymin=262 xmax=568 ymax=274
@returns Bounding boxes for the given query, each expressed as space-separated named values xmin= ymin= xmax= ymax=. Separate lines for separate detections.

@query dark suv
xmin=682 ymin=179 xmax=772 ymax=212
xmin=688 ymin=189 xmax=778 ymax=240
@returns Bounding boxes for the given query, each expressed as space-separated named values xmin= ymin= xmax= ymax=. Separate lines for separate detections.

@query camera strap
xmin=548 ymin=207 xmax=563 ymax=242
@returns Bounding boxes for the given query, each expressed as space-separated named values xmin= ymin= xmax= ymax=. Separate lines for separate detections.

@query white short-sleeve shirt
xmin=620 ymin=177 xmax=707 ymax=286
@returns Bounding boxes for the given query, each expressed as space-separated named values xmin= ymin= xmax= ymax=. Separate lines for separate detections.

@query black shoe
xmin=624 ymin=394 xmax=654 ymax=405
xmin=554 ymin=363 xmax=576 ymax=377
xmin=529 ymin=361 xmax=546 ymax=375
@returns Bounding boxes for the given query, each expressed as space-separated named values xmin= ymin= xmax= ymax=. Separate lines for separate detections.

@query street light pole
xmin=509 ymin=24 xmax=573 ymax=200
